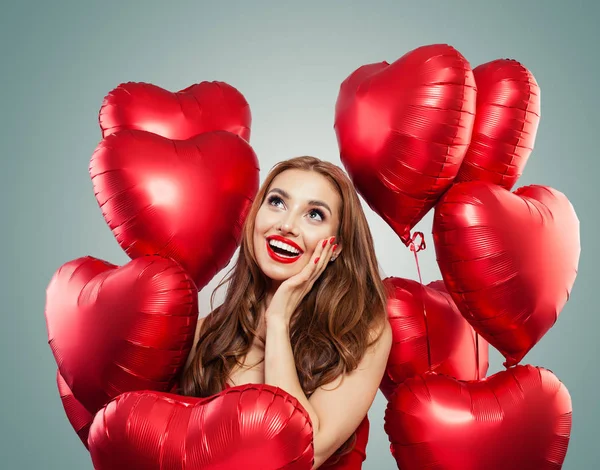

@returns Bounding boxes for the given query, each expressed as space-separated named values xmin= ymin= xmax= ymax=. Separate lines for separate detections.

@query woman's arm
xmin=264 ymin=315 xmax=392 ymax=469
xmin=263 ymin=236 xmax=392 ymax=468
xmin=264 ymin=316 xmax=321 ymax=433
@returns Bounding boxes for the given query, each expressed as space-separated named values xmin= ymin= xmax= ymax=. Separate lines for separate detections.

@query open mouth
xmin=266 ymin=239 xmax=302 ymax=263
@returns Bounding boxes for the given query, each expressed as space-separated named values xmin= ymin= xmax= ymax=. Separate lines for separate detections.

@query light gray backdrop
xmin=1 ymin=0 xmax=598 ymax=468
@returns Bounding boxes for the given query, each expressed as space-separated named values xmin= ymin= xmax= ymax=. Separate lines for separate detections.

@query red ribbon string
xmin=408 ymin=232 xmax=432 ymax=372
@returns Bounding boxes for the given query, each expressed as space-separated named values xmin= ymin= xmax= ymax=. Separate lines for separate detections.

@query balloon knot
xmin=409 ymin=232 xmax=426 ymax=253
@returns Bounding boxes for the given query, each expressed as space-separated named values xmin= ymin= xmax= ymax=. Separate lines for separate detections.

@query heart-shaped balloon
xmin=334 ymin=43 xmax=477 ymax=245
xmin=455 ymin=59 xmax=540 ymax=190
xmin=433 ymin=182 xmax=580 ymax=366
xmin=45 ymin=255 xmax=199 ymax=415
xmin=89 ymin=129 xmax=260 ymax=290
xmin=385 ymin=365 xmax=572 ymax=469
xmin=57 ymin=369 xmax=93 ymax=449
xmin=59 ymin=374 xmax=369 ymax=469
xmin=99 ymin=81 xmax=251 ymax=142
xmin=88 ymin=385 xmax=314 ymax=470
xmin=380 ymin=277 xmax=489 ymax=400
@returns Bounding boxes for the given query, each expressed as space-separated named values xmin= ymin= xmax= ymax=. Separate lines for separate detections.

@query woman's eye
xmin=309 ymin=209 xmax=324 ymax=221
xmin=267 ymin=195 xmax=324 ymax=222
xmin=268 ymin=195 xmax=284 ymax=207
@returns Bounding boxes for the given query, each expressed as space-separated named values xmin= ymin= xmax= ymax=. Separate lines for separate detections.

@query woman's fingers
xmin=313 ymin=236 xmax=335 ymax=279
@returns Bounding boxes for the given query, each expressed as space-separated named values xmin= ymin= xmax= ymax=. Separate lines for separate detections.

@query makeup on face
xmin=265 ymin=234 xmax=303 ymax=263
xmin=253 ymin=169 xmax=341 ymax=275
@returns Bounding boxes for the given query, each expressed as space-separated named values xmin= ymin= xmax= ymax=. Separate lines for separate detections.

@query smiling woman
xmin=253 ymin=168 xmax=344 ymax=292
xmin=178 ymin=156 xmax=392 ymax=469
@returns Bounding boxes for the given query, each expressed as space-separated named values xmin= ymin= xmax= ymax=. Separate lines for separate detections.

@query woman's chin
xmin=263 ymin=270 xmax=293 ymax=282
xmin=259 ymin=262 xmax=300 ymax=282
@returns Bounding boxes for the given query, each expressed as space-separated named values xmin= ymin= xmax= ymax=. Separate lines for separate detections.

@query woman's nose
xmin=277 ymin=218 xmax=299 ymax=235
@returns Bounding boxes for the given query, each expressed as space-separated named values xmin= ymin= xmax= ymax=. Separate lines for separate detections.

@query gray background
xmin=1 ymin=0 xmax=598 ymax=468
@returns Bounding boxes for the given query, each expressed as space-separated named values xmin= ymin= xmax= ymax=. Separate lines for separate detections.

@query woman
xmin=179 ymin=156 xmax=392 ymax=469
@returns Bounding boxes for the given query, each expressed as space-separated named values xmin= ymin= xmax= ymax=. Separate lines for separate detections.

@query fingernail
xmin=314 ymin=257 xmax=320 ymax=264
xmin=322 ymin=240 xmax=327 ymax=248
xmin=329 ymin=236 xmax=336 ymax=245
xmin=332 ymin=244 xmax=338 ymax=252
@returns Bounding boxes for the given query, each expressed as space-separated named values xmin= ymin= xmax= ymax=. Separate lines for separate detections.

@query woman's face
xmin=253 ymin=169 xmax=342 ymax=283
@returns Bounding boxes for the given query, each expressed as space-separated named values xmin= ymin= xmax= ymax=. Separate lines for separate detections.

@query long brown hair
xmin=179 ymin=156 xmax=387 ymax=462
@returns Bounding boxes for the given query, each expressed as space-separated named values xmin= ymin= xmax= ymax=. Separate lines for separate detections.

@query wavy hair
xmin=179 ymin=156 xmax=387 ymax=462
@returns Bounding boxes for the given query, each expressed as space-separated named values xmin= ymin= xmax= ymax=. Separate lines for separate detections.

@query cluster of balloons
xmin=45 ymin=82 xmax=321 ymax=469
xmin=44 ymin=43 xmax=580 ymax=469
xmin=335 ymin=43 xmax=580 ymax=469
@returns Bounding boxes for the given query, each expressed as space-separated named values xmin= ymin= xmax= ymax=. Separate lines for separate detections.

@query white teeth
xmin=269 ymin=239 xmax=300 ymax=255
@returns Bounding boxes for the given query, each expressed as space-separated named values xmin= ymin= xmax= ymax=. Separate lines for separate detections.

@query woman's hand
xmin=265 ymin=236 xmax=338 ymax=326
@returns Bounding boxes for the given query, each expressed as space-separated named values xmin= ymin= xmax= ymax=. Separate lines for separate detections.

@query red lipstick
xmin=265 ymin=236 xmax=303 ymax=264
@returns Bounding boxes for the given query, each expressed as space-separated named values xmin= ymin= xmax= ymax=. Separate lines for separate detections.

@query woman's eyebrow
xmin=268 ymin=188 xmax=332 ymax=215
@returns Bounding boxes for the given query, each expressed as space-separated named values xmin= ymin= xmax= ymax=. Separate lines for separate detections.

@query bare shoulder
xmin=361 ymin=317 xmax=392 ymax=374
xmin=367 ymin=315 xmax=393 ymax=351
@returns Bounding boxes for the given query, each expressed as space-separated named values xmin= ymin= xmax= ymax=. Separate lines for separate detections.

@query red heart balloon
xmin=380 ymin=277 xmax=489 ymax=400
xmin=57 ymin=369 xmax=93 ymax=449
xmin=433 ymin=182 xmax=580 ymax=366
xmin=99 ymin=81 xmax=251 ymax=142
xmin=89 ymin=129 xmax=260 ymax=290
xmin=456 ymin=59 xmax=541 ymax=190
xmin=88 ymin=385 xmax=314 ymax=470
xmin=57 ymin=373 xmax=368 ymax=469
xmin=334 ymin=44 xmax=477 ymax=245
xmin=385 ymin=365 xmax=572 ymax=469
xmin=45 ymin=255 xmax=199 ymax=415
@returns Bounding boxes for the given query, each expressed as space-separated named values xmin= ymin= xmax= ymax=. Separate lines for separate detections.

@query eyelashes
xmin=267 ymin=195 xmax=284 ymax=208
xmin=267 ymin=195 xmax=325 ymax=221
